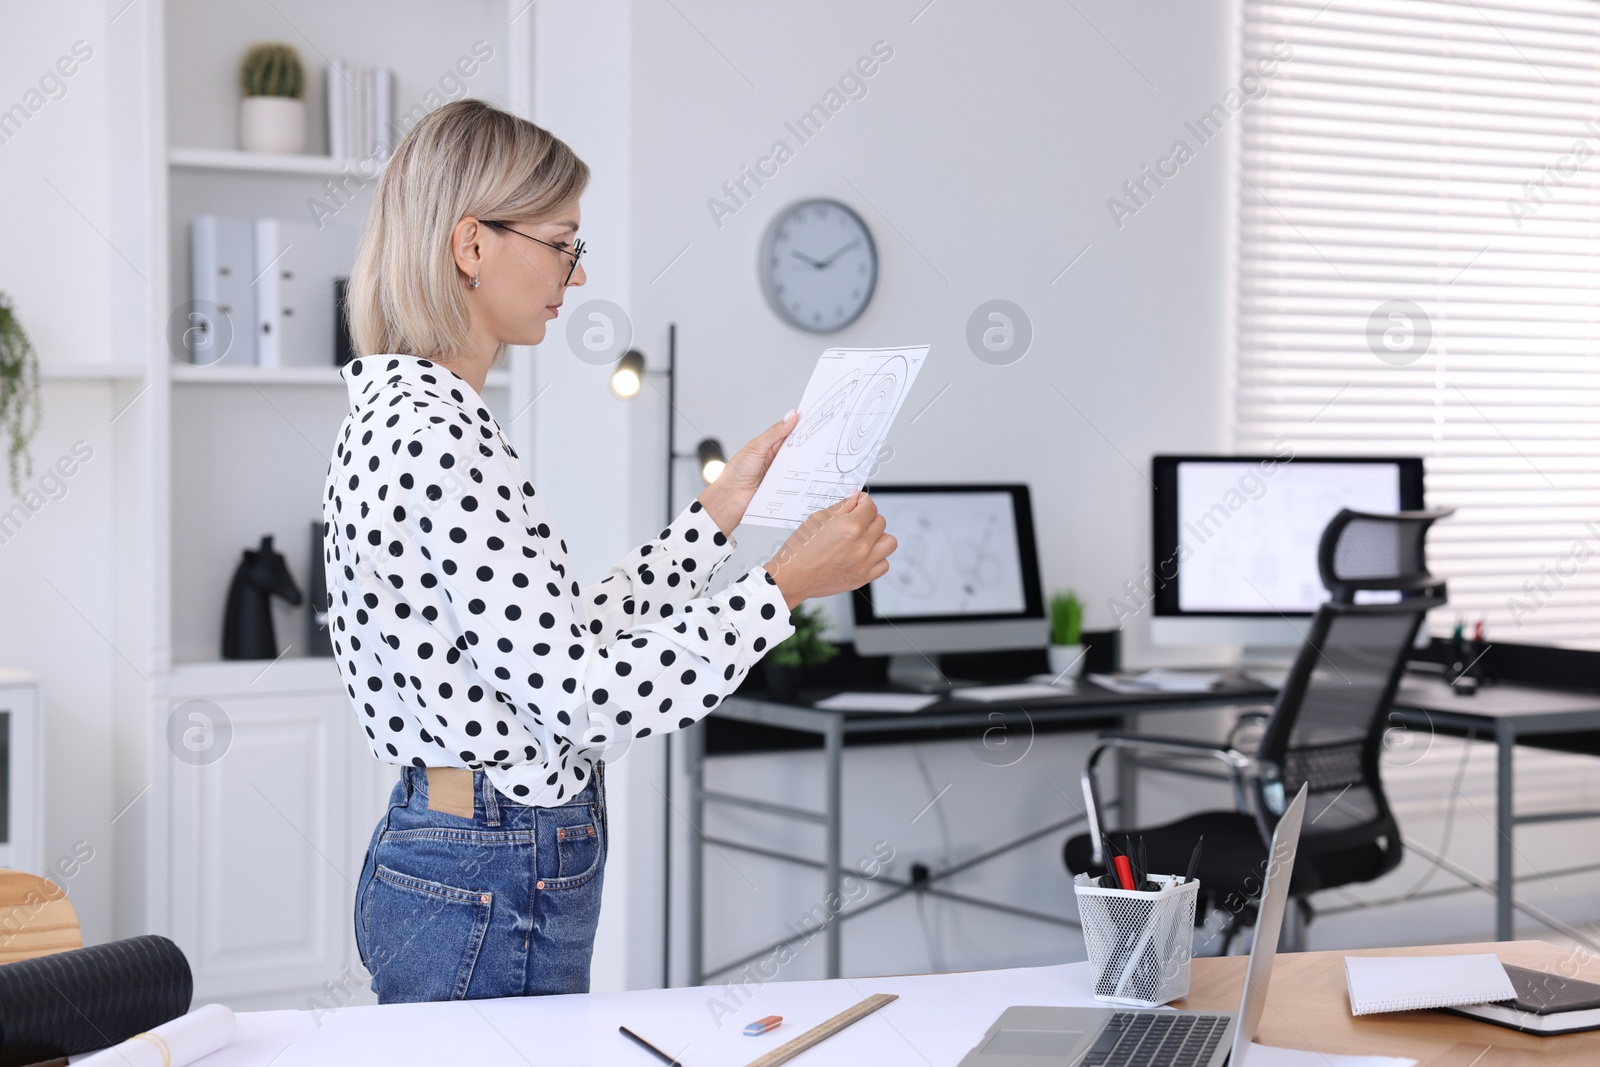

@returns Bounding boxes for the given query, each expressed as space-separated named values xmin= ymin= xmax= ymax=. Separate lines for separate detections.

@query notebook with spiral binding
xmin=1344 ymin=953 xmax=1516 ymax=1016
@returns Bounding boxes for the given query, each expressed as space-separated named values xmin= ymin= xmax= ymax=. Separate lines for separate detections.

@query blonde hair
xmin=348 ymin=99 xmax=589 ymax=363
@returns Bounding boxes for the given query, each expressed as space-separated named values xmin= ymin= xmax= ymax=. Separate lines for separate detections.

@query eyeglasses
xmin=481 ymin=220 xmax=586 ymax=286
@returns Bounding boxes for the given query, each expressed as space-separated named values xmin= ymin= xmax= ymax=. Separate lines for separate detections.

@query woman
xmin=329 ymin=99 xmax=896 ymax=1003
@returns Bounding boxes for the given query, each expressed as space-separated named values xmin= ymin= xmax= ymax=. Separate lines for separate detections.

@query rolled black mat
xmin=0 ymin=934 xmax=192 ymax=1067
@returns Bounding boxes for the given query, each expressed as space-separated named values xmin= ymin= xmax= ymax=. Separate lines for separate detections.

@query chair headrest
xmin=1317 ymin=507 xmax=1454 ymax=604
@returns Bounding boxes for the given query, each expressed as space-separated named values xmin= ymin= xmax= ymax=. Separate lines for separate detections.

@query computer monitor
xmin=1150 ymin=455 xmax=1426 ymax=649
xmin=851 ymin=483 xmax=1047 ymax=691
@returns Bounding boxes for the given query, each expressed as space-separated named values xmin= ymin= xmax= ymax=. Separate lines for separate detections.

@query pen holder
xmin=1073 ymin=873 xmax=1200 ymax=1007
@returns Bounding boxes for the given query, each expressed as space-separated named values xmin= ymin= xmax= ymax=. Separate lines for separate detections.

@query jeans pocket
xmin=556 ymin=821 xmax=600 ymax=880
xmin=362 ymin=863 xmax=492 ymax=1003
xmin=528 ymin=800 xmax=607 ymax=996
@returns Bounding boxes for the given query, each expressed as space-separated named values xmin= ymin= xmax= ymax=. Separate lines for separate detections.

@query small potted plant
xmin=0 ymin=291 xmax=41 ymax=495
xmin=764 ymin=603 xmax=840 ymax=702
xmin=1048 ymin=590 xmax=1085 ymax=681
xmin=238 ymin=42 xmax=306 ymax=154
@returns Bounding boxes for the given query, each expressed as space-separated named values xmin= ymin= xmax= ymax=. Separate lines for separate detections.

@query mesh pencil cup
xmin=1073 ymin=873 xmax=1200 ymax=1007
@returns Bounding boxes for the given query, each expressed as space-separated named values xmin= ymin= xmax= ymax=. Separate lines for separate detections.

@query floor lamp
xmin=608 ymin=324 xmax=725 ymax=988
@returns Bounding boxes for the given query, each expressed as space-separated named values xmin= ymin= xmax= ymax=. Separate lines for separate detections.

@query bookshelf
xmin=109 ymin=0 xmax=539 ymax=1008
xmin=167 ymin=146 xmax=380 ymax=177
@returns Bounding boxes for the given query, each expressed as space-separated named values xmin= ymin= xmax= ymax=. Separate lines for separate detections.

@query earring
xmin=467 ymin=271 xmax=480 ymax=289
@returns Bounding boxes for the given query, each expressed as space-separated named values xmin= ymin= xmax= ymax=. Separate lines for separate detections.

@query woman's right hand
xmin=765 ymin=491 xmax=896 ymax=611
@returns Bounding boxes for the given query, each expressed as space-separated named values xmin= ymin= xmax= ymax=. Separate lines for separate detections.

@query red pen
xmin=1112 ymin=854 xmax=1137 ymax=891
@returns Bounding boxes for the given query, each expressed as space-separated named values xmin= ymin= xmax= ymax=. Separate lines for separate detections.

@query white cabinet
xmin=0 ymin=670 xmax=42 ymax=876
xmin=156 ymin=660 xmax=395 ymax=1007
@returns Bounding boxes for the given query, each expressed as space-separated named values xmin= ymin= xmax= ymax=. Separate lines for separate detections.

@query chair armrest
xmin=1080 ymin=734 xmax=1261 ymax=867
xmin=1090 ymin=732 xmax=1255 ymax=763
xmin=1227 ymin=708 xmax=1274 ymax=755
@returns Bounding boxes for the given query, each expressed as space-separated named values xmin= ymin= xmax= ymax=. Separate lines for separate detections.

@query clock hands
xmin=816 ymin=238 xmax=860 ymax=268
xmin=790 ymin=239 xmax=861 ymax=271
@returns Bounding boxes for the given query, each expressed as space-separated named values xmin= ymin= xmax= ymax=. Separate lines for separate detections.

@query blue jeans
xmin=353 ymin=762 xmax=608 ymax=1003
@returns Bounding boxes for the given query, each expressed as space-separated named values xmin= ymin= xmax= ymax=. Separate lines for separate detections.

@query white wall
xmin=0 ymin=1 xmax=124 ymax=946
xmin=629 ymin=0 xmax=1237 ymax=665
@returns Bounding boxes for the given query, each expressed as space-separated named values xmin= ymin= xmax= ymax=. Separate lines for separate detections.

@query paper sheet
xmin=1088 ymin=669 xmax=1224 ymax=694
xmin=742 ymin=344 xmax=930 ymax=529
xmin=947 ymin=683 xmax=1073 ymax=703
xmin=812 ymin=691 xmax=940 ymax=712
xmin=1244 ymin=1044 xmax=1416 ymax=1067
xmin=71 ymin=1003 xmax=237 ymax=1066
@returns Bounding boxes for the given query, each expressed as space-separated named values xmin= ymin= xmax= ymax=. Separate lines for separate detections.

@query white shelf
xmin=167 ymin=656 xmax=343 ymax=698
xmin=39 ymin=363 xmax=147 ymax=381
xmin=169 ymin=146 xmax=382 ymax=177
xmin=170 ymin=362 xmax=510 ymax=388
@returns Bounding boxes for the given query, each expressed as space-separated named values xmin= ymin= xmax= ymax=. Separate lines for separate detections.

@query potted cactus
xmin=0 ymin=292 xmax=41 ymax=495
xmin=764 ymin=603 xmax=840 ymax=702
xmin=1048 ymin=590 xmax=1086 ymax=681
xmin=238 ymin=42 xmax=306 ymax=154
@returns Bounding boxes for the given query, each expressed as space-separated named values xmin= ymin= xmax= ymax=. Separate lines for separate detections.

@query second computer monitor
xmin=851 ymin=484 xmax=1048 ymax=689
xmin=1150 ymin=454 xmax=1426 ymax=647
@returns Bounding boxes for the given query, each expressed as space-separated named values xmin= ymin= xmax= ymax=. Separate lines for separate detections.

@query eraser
xmin=744 ymin=1015 xmax=783 ymax=1036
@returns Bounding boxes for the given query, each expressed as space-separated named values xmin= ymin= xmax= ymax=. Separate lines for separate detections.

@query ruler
xmin=743 ymin=993 xmax=898 ymax=1067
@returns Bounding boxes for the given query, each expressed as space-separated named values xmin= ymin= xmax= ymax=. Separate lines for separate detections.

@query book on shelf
xmin=326 ymin=59 xmax=394 ymax=161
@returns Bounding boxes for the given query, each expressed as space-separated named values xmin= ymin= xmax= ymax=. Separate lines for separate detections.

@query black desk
xmin=683 ymin=677 xmax=1274 ymax=986
xmin=1389 ymin=676 xmax=1600 ymax=940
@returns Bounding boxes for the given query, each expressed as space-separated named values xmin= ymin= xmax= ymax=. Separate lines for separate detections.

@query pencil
xmin=619 ymin=1025 xmax=682 ymax=1066
xmin=1184 ymin=836 xmax=1204 ymax=884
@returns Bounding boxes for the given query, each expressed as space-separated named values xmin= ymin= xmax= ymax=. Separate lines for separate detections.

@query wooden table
xmin=1175 ymin=940 xmax=1600 ymax=1066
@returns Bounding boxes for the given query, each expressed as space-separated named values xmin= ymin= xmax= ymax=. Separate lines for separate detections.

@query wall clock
xmin=758 ymin=198 xmax=878 ymax=333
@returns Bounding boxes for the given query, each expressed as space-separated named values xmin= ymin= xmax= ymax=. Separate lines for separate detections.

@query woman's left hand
xmin=697 ymin=410 xmax=799 ymax=536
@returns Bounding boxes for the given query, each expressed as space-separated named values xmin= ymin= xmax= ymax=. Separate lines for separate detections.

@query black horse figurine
xmin=222 ymin=535 xmax=304 ymax=660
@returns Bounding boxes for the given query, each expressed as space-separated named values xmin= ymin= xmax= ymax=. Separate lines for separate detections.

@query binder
xmin=253 ymin=219 xmax=359 ymax=368
xmin=326 ymin=60 xmax=349 ymax=158
xmin=187 ymin=216 xmax=257 ymax=365
xmin=371 ymin=68 xmax=394 ymax=158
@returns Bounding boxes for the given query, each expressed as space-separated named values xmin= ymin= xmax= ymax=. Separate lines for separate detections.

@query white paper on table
xmin=811 ymin=691 xmax=940 ymax=712
xmin=1243 ymin=1044 xmax=1415 ymax=1067
xmin=741 ymin=344 xmax=930 ymax=529
xmin=1088 ymin=670 xmax=1223 ymax=694
xmin=70 ymin=1003 xmax=237 ymax=1067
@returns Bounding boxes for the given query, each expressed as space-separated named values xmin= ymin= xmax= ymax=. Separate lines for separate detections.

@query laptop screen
xmin=1231 ymin=783 xmax=1309 ymax=1064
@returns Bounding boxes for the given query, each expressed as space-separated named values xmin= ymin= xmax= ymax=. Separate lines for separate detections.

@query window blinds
xmin=1236 ymin=0 xmax=1600 ymax=648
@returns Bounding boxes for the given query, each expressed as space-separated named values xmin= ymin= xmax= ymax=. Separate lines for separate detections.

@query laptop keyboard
xmin=1083 ymin=1012 xmax=1229 ymax=1067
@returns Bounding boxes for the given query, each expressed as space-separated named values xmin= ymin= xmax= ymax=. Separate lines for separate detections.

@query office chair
xmin=1064 ymin=507 xmax=1454 ymax=952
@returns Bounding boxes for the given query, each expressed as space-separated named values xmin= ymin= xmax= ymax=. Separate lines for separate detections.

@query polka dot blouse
xmin=323 ymin=355 xmax=796 ymax=805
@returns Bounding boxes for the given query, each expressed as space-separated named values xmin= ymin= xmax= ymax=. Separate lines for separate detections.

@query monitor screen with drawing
xmin=850 ymin=484 xmax=1048 ymax=688
xmin=1151 ymin=455 xmax=1425 ymax=648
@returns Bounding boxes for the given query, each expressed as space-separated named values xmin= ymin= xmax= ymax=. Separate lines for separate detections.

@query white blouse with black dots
xmin=323 ymin=354 xmax=796 ymax=806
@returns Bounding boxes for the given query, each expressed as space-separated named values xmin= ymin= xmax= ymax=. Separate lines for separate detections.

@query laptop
xmin=958 ymin=782 xmax=1309 ymax=1067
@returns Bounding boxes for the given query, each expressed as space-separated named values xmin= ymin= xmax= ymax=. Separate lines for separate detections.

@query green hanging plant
xmin=768 ymin=603 xmax=841 ymax=669
xmin=239 ymin=42 xmax=306 ymax=99
xmin=0 ymin=292 xmax=41 ymax=495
